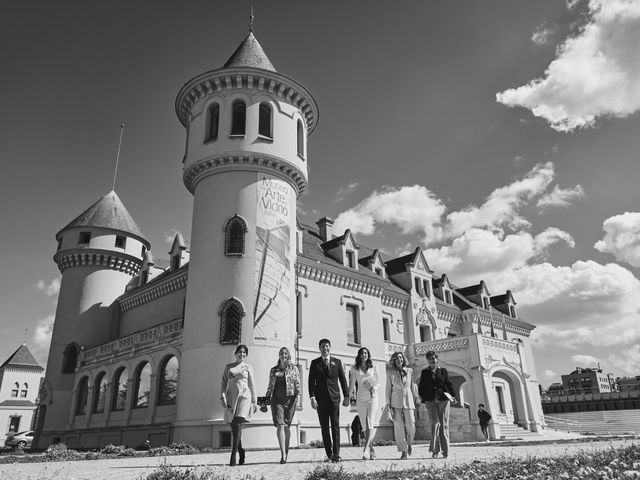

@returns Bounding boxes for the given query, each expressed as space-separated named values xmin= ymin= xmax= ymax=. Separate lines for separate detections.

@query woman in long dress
xmin=220 ymin=344 xmax=257 ymax=466
xmin=349 ymin=346 xmax=380 ymax=460
xmin=264 ymin=346 xmax=301 ymax=464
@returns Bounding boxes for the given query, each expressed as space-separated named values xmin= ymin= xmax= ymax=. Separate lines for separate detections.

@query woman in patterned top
xmin=264 ymin=346 xmax=301 ymax=464
xmin=221 ymin=344 xmax=257 ymax=466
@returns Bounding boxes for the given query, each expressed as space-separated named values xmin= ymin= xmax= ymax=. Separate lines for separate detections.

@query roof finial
xmin=249 ymin=6 xmax=254 ymax=33
xmin=111 ymin=123 xmax=125 ymax=192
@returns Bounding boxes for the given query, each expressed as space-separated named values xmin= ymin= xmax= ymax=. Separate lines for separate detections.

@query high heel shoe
xmin=280 ymin=457 xmax=286 ymax=464
xmin=238 ymin=447 xmax=245 ymax=465
xmin=229 ymin=452 xmax=237 ymax=466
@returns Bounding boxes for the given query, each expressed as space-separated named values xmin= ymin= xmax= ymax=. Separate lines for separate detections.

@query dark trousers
xmin=317 ymin=400 xmax=341 ymax=458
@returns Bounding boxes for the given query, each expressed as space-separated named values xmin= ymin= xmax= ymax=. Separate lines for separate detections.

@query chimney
xmin=316 ymin=217 xmax=334 ymax=242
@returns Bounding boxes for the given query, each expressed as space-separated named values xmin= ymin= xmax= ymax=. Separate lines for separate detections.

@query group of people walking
xmin=220 ymin=339 xmax=474 ymax=466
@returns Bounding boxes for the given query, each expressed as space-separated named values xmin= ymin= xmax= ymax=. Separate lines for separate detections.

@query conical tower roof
xmin=0 ymin=344 xmax=43 ymax=370
xmin=57 ymin=190 xmax=148 ymax=243
xmin=223 ymin=32 xmax=276 ymax=72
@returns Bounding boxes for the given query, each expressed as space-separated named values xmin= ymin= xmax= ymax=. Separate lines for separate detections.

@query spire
xmin=57 ymin=190 xmax=148 ymax=243
xmin=223 ymin=32 xmax=276 ymax=72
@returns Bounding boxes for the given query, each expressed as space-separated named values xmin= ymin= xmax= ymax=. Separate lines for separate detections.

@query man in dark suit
xmin=308 ymin=338 xmax=349 ymax=462
xmin=418 ymin=350 xmax=455 ymax=458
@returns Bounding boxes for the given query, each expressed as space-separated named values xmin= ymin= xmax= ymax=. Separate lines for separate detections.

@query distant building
xmin=0 ymin=344 xmax=44 ymax=443
xmin=617 ymin=376 xmax=640 ymax=392
xmin=561 ymin=367 xmax=613 ymax=394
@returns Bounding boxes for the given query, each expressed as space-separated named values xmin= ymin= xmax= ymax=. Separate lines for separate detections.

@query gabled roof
xmin=0 ymin=344 xmax=43 ymax=371
xmin=223 ymin=32 xmax=276 ymax=72
xmin=385 ymin=247 xmax=432 ymax=275
xmin=57 ymin=190 xmax=148 ymax=244
xmin=456 ymin=280 xmax=490 ymax=297
xmin=169 ymin=232 xmax=190 ymax=254
xmin=491 ymin=290 xmax=516 ymax=306
xmin=321 ymin=229 xmax=358 ymax=251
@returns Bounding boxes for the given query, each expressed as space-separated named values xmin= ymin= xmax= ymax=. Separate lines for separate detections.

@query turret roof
xmin=58 ymin=190 xmax=148 ymax=243
xmin=223 ymin=32 xmax=276 ymax=72
xmin=0 ymin=344 xmax=43 ymax=371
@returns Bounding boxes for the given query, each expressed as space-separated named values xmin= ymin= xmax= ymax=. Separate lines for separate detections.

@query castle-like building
xmin=36 ymin=27 xmax=544 ymax=449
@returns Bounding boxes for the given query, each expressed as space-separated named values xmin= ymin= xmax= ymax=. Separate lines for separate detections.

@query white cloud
xmin=444 ymin=162 xmax=555 ymax=238
xmin=537 ymin=184 xmax=585 ymax=210
xmin=571 ymin=354 xmax=600 ymax=367
xmin=542 ymin=369 xmax=558 ymax=380
xmin=335 ymin=182 xmax=360 ymax=202
xmin=607 ymin=345 xmax=640 ymax=376
xmin=497 ymin=0 xmax=640 ymax=132
xmin=333 ymin=185 xmax=446 ymax=242
xmin=531 ymin=24 xmax=556 ymax=46
xmin=37 ymin=278 xmax=60 ymax=296
xmin=31 ymin=315 xmax=54 ymax=367
xmin=594 ymin=212 xmax=640 ymax=267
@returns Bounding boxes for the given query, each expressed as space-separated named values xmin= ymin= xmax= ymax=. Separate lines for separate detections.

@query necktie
xmin=324 ymin=358 xmax=329 ymax=370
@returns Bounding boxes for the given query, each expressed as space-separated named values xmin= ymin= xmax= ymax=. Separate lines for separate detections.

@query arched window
xmin=11 ymin=382 xmax=18 ymax=397
xmin=76 ymin=377 xmax=89 ymax=415
xmin=297 ymin=119 xmax=305 ymax=158
xmin=92 ymin=372 xmax=108 ymax=413
xmin=230 ymin=100 xmax=246 ymax=136
xmin=112 ymin=368 xmax=128 ymax=411
xmin=134 ymin=362 xmax=152 ymax=408
xmin=158 ymin=356 xmax=179 ymax=405
xmin=224 ymin=215 xmax=247 ymax=256
xmin=62 ymin=343 xmax=79 ymax=373
xmin=258 ymin=102 xmax=272 ymax=138
xmin=220 ymin=298 xmax=243 ymax=345
xmin=20 ymin=383 xmax=28 ymax=398
xmin=206 ymin=103 xmax=220 ymax=141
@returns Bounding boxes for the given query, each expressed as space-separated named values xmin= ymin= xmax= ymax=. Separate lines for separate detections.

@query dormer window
xmin=423 ymin=280 xmax=430 ymax=298
xmin=170 ymin=254 xmax=180 ymax=271
xmin=510 ymin=305 xmax=516 ymax=317
xmin=414 ymin=277 xmax=421 ymax=294
xmin=346 ymin=250 xmax=355 ymax=268
xmin=482 ymin=297 xmax=490 ymax=310
xmin=444 ymin=290 xmax=452 ymax=304
xmin=79 ymin=231 xmax=91 ymax=245
xmin=140 ymin=270 xmax=149 ymax=285
xmin=115 ymin=235 xmax=126 ymax=249
xmin=375 ymin=267 xmax=383 ymax=277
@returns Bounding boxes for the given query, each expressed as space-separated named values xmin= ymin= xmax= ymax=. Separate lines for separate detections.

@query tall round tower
xmin=39 ymin=190 xmax=149 ymax=437
xmin=174 ymin=29 xmax=318 ymax=446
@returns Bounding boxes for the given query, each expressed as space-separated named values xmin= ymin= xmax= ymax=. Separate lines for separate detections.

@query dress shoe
xmin=432 ymin=452 xmax=438 ymax=458
xmin=229 ymin=453 xmax=236 ymax=466
xmin=400 ymin=451 xmax=408 ymax=460
xmin=238 ymin=447 xmax=245 ymax=465
xmin=331 ymin=454 xmax=342 ymax=463
xmin=280 ymin=458 xmax=286 ymax=464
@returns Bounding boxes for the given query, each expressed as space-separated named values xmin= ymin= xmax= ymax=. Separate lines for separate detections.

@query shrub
xmin=102 ymin=444 xmax=126 ymax=455
xmin=145 ymin=463 xmax=207 ymax=480
xmin=148 ymin=442 xmax=199 ymax=457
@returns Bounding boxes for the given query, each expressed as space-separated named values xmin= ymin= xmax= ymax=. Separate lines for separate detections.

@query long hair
xmin=389 ymin=351 xmax=408 ymax=369
xmin=354 ymin=347 xmax=373 ymax=370
xmin=275 ymin=346 xmax=293 ymax=369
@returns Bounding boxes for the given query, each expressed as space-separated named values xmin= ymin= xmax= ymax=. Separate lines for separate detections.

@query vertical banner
xmin=254 ymin=174 xmax=292 ymax=346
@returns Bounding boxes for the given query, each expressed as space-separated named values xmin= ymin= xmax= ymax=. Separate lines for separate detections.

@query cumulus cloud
xmin=497 ymin=0 xmax=640 ymax=132
xmin=335 ymin=182 xmax=360 ymax=202
xmin=594 ymin=212 xmax=640 ymax=267
xmin=607 ymin=345 xmax=640 ymax=376
xmin=571 ymin=354 xmax=600 ymax=367
xmin=537 ymin=184 xmax=585 ymax=210
xmin=31 ymin=315 xmax=54 ymax=367
xmin=37 ymin=278 xmax=60 ymax=297
xmin=333 ymin=185 xmax=446 ymax=242
xmin=542 ymin=369 xmax=558 ymax=380
xmin=444 ymin=162 xmax=555 ymax=238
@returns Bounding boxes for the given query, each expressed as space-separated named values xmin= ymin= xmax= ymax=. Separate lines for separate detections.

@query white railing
xmin=543 ymin=415 xmax=584 ymax=434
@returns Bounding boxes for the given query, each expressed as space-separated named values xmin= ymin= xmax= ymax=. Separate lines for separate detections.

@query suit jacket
xmin=385 ymin=366 xmax=419 ymax=409
xmin=418 ymin=366 xmax=455 ymax=402
xmin=308 ymin=356 xmax=349 ymax=404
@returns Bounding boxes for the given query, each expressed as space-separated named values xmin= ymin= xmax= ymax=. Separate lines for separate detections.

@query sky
xmin=1 ymin=0 xmax=640 ymax=388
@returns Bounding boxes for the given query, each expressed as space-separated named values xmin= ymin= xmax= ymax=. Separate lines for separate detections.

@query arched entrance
xmin=489 ymin=368 xmax=528 ymax=427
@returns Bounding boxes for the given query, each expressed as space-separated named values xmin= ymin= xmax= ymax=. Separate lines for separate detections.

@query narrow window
xmin=496 ymin=385 xmax=505 ymax=413
xmin=8 ymin=416 xmax=20 ymax=433
xmin=423 ymin=280 xmax=430 ymax=298
xmin=296 ymin=291 xmax=302 ymax=337
xmin=158 ymin=356 xmax=179 ymax=405
xmin=230 ymin=100 xmax=246 ymax=136
xmin=375 ymin=267 xmax=383 ymax=277
xmin=346 ymin=304 xmax=360 ymax=345
xmin=445 ymin=290 xmax=452 ymax=304
xmin=112 ymin=368 xmax=128 ymax=411
xmin=93 ymin=372 xmax=108 ymax=413
xmin=115 ymin=235 xmax=126 ymax=249
xmin=220 ymin=299 xmax=243 ymax=344
xmin=419 ymin=325 xmax=432 ymax=342
xmin=482 ymin=297 xmax=490 ymax=310
xmin=79 ymin=231 xmax=91 ymax=245
xmin=510 ymin=305 xmax=516 ymax=317
xmin=297 ymin=119 xmax=305 ymax=158
xmin=76 ymin=377 xmax=89 ymax=415
xmin=346 ymin=251 xmax=355 ymax=268
xmin=414 ymin=278 xmax=422 ymax=295
xmin=134 ymin=362 xmax=152 ymax=408
xmin=62 ymin=343 xmax=79 ymax=373
xmin=224 ymin=215 xmax=246 ymax=255
xmin=57 ymin=237 xmax=63 ymax=251
xmin=140 ymin=270 xmax=149 ymax=285
xmin=171 ymin=254 xmax=180 ymax=271
xmin=382 ymin=317 xmax=390 ymax=341
xmin=206 ymin=103 xmax=220 ymax=141
xmin=11 ymin=382 xmax=19 ymax=397
xmin=258 ymin=102 xmax=272 ymax=138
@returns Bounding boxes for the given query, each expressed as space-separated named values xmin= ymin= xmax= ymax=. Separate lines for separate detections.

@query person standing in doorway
xmin=308 ymin=338 xmax=349 ymax=462
xmin=477 ymin=403 xmax=492 ymax=441
xmin=418 ymin=350 xmax=455 ymax=458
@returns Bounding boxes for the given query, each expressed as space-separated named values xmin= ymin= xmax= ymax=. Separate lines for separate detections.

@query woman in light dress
xmin=220 ymin=344 xmax=257 ymax=466
xmin=264 ymin=346 xmax=301 ymax=464
xmin=349 ymin=346 xmax=380 ymax=460
xmin=385 ymin=351 xmax=420 ymax=460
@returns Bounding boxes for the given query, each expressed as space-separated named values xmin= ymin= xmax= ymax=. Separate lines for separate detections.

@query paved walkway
xmin=1 ymin=438 xmax=639 ymax=480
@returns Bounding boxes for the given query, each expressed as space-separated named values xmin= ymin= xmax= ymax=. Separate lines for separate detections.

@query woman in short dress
xmin=264 ymin=346 xmax=301 ymax=464
xmin=348 ymin=346 xmax=380 ymax=460
xmin=221 ymin=344 xmax=257 ymax=466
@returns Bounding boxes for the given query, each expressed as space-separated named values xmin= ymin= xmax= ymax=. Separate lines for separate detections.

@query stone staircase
xmin=496 ymin=423 xmax=541 ymax=440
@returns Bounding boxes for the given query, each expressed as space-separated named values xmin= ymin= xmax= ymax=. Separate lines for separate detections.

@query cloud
xmin=537 ymin=184 xmax=585 ymax=210
xmin=497 ymin=0 xmax=640 ymax=132
xmin=444 ymin=162 xmax=555 ymax=238
xmin=333 ymin=185 xmax=446 ymax=242
xmin=31 ymin=315 xmax=54 ymax=367
xmin=37 ymin=278 xmax=60 ymax=296
xmin=571 ymin=354 xmax=600 ymax=367
xmin=594 ymin=212 xmax=640 ymax=267
xmin=335 ymin=182 xmax=360 ymax=202
xmin=607 ymin=345 xmax=640 ymax=377
xmin=542 ymin=369 xmax=558 ymax=380
xmin=531 ymin=23 xmax=556 ymax=46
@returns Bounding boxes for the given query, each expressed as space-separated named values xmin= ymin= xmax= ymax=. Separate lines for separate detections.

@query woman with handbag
xmin=348 ymin=347 xmax=380 ymax=460
xmin=264 ymin=346 xmax=301 ymax=464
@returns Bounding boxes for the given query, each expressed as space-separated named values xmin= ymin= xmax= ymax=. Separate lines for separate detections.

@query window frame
xmin=230 ymin=100 xmax=246 ymax=137
xmin=78 ymin=231 xmax=91 ymax=245
xmin=220 ymin=298 xmax=244 ymax=345
xmin=297 ymin=119 xmax=305 ymax=159
xmin=382 ymin=317 xmax=391 ymax=342
xmin=258 ymin=102 xmax=273 ymax=139
xmin=157 ymin=355 xmax=179 ymax=406
xmin=224 ymin=215 xmax=247 ymax=256
xmin=92 ymin=372 xmax=108 ymax=414
xmin=112 ymin=367 xmax=128 ymax=411
xmin=133 ymin=362 xmax=152 ymax=409
xmin=205 ymin=102 xmax=220 ymax=142
xmin=115 ymin=235 xmax=127 ymax=249
xmin=346 ymin=303 xmax=361 ymax=346
xmin=75 ymin=377 xmax=89 ymax=415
